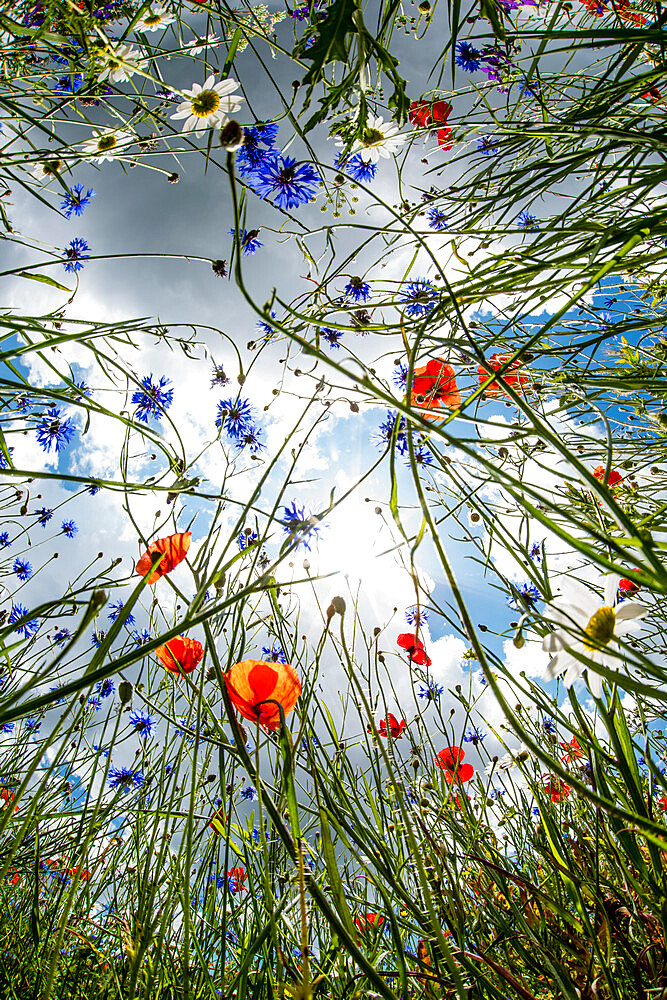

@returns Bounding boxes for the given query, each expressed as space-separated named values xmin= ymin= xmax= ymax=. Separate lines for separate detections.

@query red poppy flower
xmin=227 ymin=866 xmax=248 ymax=893
xmin=368 ymin=713 xmax=406 ymax=739
xmin=411 ymin=359 xmax=461 ymax=415
xmin=396 ymin=633 xmax=431 ymax=667
xmin=136 ymin=531 xmax=192 ymax=585
xmin=542 ymin=774 xmax=570 ymax=802
xmin=64 ymin=865 xmax=91 ymax=882
xmin=592 ymin=466 xmax=623 ymax=487
xmin=437 ymin=127 xmax=453 ymax=150
xmin=224 ymin=659 xmax=301 ymax=731
xmin=409 ymin=99 xmax=452 ymax=129
xmin=477 ymin=354 xmax=529 ymax=397
xmin=642 ymin=85 xmax=662 ymax=104
xmin=616 ymin=0 xmax=646 ymax=23
xmin=658 ymin=795 xmax=667 ymax=810
xmin=355 ymin=912 xmax=384 ymax=931
xmin=0 ymin=789 xmax=18 ymax=813
xmin=156 ymin=635 xmax=204 ymax=675
xmin=7 ymin=871 xmax=20 ymax=886
xmin=209 ymin=805 xmax=226 ymax=835
xmin=560 ymin=736 xmax=585 ymax=765
xmin=435 ymin=746 xmax=474 ymax=783
xmin=619 ymin=577 xmax=639 ymax=596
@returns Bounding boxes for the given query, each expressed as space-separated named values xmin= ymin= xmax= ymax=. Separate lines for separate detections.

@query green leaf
xmin=18 ymin=272 xmax=71 ymax=292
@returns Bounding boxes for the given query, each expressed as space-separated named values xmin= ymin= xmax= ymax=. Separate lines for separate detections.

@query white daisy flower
xmin=82 ymin=128 xmax=135 ymax=163
xmin=183 ymin=33 xmax=220 ymax=56
xmin=347 ymin=114 xmax=406 ymax=164
xmin=170 ymin=76 xmax=243 ymax=132
xmin=31 ymin=158 xmax=64 ymax=181
xmin=136 ymin=5 xmax=176 ymax=31
xmin=98 ymin=43 xmax=147 ymax=84
xmin=542 ymin=573 xmax=647 ymax=698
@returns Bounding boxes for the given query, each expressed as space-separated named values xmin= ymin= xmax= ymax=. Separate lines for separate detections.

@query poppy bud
xmin=331 ymin=596 xmax=346 ymax=615
xmin=220 ymin=120 xmax=244 ymax=151
xmin=91 ymin=589 xmax=107 ymax=613
xmin=118 ymin=681 xmax=133 ymax=705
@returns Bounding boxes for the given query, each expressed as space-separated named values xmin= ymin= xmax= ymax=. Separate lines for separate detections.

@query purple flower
xmin=455 ymin=42 xmax=481 ymax=71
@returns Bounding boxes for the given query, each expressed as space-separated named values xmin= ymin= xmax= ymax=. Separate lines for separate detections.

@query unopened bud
xmin=220 ymin=120 xmax=244 ymax=151
xmin=118 ymin=681 xmax=133 ymax=705
xmin=331 ymin=596 xmax=346 ymax=616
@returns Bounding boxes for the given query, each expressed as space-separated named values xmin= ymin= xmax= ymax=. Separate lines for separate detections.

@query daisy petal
xmin=615 ymin=601 xmax=648 ymax=622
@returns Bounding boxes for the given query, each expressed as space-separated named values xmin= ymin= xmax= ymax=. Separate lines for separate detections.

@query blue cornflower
xmin=281 ymin=501 xmax=321 ymax=551
xmin=73 ymin=380 xmax=92 ymax=399
xmin=399 ymin=278 xmax=438 ymax=317
xmin=256 ymin=312 xmax=277 ymax=340
xmin=96 ymin=678 xmax=115 ymax=698
xmin=86 ymin=483 xmax=101 ymax=495
xmin=0 ymin=449 xmax=11 ymax=469
xmin=8 ymin=604 xmax=39 ymax=637
xmin=53 ymin=628 xmax=71 ymax=646
xmin=417 ymin=681 xmax=444 ymax=701
xmin=107 ymin=600 xmax=135 ymax=625
xmin=252 ymin=154 xmax=320 ymax=210
xmin=88 ymin=696 xmax=102 ymax=711
xmin=455 ymin=41 xmax=481 ymax=71
xmin=262 ymin=645 xmax=287 ymax=663
xmin=516 ymin=210 xmax=540 ymax=231
xmin=411 ymin=444 xmax=433 ymax=466
xmin=372 ymin=410 xmax=409 ymax=454
xmin=507 ymin=582 xmax=540 ymax=610
xmin=91 ymin=630 xmax=106 ymax=647
xmin=1 ymin=723 xmax=14 ymax=734
xmin=108 ymin=766 xmax=144 ymax=793
xmin=133 ymin=628 xmax=152 ymax=646
xmin=235 ymin=425 xmax=265 ymax=453
xmin=335 ymin=152 xmax=378 ymax=183
xmin=129 ymin=711 xmax=156 ymax=739
xmin=235 ymin=142 xmax=272 ymax=177
xmin=392 ymin=363 xmax=409 ymax=390
xmin=13 ymin=558 xmax=32 ymax=582
xmin=36 ymin=409 xmax=76 ymax=453
xmin=229 ymin=227 xmax=263 ymax=255
xmin=61 ymin=519 xmax=77 ymax=538
xmin=215 ymin=397 xmax=254 ymax=439
xmin=427 ymin=206 xmax=448 ymax=231
xmin=60 ymin=184 xmax=96 ymax=219
xmin=463 ymin=726 xmax=487 ymax=744
xmin=478 ymin=670 xmax=487 ymax=685
xmin=529 ymin=542 xmax=542 ymax=563
xmin=239 ymin=785 xmax=258 ymax=801
xmin=35 ymin=507 xmax=53 ymax=526
xmin=247 ymin=121 xmax=279 ymax=146
xmin=55 ymin=73 xmax=83 ymax=94
xmin=26 ymin=718 xmax=41 ymax=733
xmin=603 ymin=296 xmax=617 ymax=309
xmin=406 ymin=606 xmax=429 ymax=626
xmin=490 ymin=788 xmax=505 ymax=800
xmin=0 ymin=533 xmax=10 ymax=547
xmin=238 ymin=528 xmax=259 ymax=550
xmin=543 ymin=716 xmax=557 ymax=735
xmin=131 ymin=374 xmax=174 ymax=423
xmin=62 ymin=237 xmax=91 ymax=272
xmin=320 ymin=327 xmax=343 ymax=349
xmin=344 ymin=276 xmax=371 ymax=302
xmin=477 ymin=136 xmax=499 ymax=156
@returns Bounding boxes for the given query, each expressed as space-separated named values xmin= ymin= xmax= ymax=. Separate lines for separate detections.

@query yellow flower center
xmin=362 ymin=127 xmax=385 ymax=147
xmin=144 ymin=11 xmax=161 ymax=22
xmin=583 ymin=606 xmax=615 ymax=649
xmin=97 ymin=135 xmax=117 ymax=152
xmin=190 ymin=90 xmax=221 ymax=118
xmin=43 ymin=159 xmax=63 ymax=175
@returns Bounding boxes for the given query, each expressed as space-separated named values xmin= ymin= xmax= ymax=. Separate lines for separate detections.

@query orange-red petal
xmin=224 ymin=658 xmax=301 ymax=731
xmin=136 ymin=532 xmax=192 ymax=585
xmin=156 ymin=635 xmax=204 ymax=674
